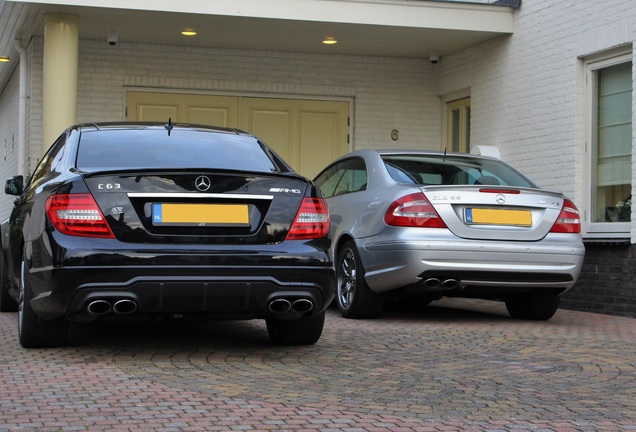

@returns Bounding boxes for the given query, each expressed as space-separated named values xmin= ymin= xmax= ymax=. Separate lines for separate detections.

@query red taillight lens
xmin=45 ymin=194 xmax=115 ymax=238
xmin=384 ymin=192 xmax=446 ymax=228
xmin=286 ymin=197 xmax=330 ymax=240
xmin=550 ymin=199 xmax=581 ymax=233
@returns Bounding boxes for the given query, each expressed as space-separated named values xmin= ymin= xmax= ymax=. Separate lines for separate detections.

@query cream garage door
xmin=126 ymin=91 xmax=349 ymax=178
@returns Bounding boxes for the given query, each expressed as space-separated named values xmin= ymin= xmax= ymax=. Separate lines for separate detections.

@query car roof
xmin=334 ymin=148 xmax=501 ymax=163
xmin=74 ymin=122 xmax=252 ymax=136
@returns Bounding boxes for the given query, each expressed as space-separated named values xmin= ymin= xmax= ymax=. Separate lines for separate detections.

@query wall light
xmin=0 ymin=57 xmax=10 ymax=63
xmin=181 ymin=29 xmax=197 ymax=36
xmin=322 ymin=37 xmax=337 ymax=45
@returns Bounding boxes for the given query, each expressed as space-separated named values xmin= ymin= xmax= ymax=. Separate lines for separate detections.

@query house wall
xmin=0 ymin=67 xmax=19 ymax=219
xmin=437 ymin=0 xmax=636 ymax=317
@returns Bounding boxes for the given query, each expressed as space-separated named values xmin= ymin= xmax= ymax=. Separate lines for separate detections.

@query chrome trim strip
xmin=127 ymin=193 xmax=274 ymax=200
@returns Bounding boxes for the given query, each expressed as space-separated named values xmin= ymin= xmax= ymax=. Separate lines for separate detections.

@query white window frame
xmin=584 ymin=49 xmax=633 ymax=239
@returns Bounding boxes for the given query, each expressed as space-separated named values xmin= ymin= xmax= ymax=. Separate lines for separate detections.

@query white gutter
xmin=14 ymin=40 xmax=27 ymax=177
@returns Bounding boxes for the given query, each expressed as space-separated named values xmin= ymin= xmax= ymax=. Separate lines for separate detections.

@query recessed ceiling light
xmin=0 ymin=57 xmax=10 ymax=63
xmin=322 ymin=37 xmax=337 ymax=45
xmin=181 ymin=29 xmax=197 ymax=36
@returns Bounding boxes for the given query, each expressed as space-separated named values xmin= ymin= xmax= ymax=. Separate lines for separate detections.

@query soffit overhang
xmin=0 ymin=0 xmax=515 ymax=89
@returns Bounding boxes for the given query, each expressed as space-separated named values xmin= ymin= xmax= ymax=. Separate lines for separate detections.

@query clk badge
xmin=496 ymin=194 xmax=506 ymax=204
xmin=195 ymin=176 xmax=211 ymax=192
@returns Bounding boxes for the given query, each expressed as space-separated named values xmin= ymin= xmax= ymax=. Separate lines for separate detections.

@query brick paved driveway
xmin=1 ymin=299 xmax=635 ymax=431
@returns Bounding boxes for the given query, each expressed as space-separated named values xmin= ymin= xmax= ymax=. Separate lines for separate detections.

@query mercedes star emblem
xmin=496 ymin=194 xmax=506 ymax=204
xmin=195 ymin=175 xmax=211 ymax=192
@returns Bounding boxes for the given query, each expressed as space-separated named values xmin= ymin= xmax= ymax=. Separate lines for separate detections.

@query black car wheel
xmin=266 ymin=310 xmax=325 ymax=345
xmin=0 ymin=252 xmax=18 ymax=312
xmin=505 ymin=292 xmax=560 ymax=321
xmin=336 ymin=241 xmax=384 ymax=319
xmin=18 ymin=255 xmax=68 ymax=348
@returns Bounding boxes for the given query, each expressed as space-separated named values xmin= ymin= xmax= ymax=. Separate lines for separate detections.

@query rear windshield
xmin=381 ymin=154 xmax=536 ymax=188
xmin=76 ymin=128 xmax=287 ymax=173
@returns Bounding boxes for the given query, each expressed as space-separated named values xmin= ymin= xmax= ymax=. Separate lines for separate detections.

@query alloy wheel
xmin=338 ymin=247 xmax=356 ymax=310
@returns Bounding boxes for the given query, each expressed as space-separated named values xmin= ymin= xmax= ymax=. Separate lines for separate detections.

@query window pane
xmin=451 ymin=109 xmax=461 ymax=152
xmin=465 ymin=107 xmax=471 ymax=151
xmin=77 ymin=129 xmax=282 ymax=173
xmin=592 ymin=61 xmax=632 ymax=223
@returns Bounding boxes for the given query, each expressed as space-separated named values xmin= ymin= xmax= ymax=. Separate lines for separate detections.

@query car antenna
xmin=165 ymin=118 xmax=173 ymax=136
xmin=443 ymin=147 xmax=447 ymax=162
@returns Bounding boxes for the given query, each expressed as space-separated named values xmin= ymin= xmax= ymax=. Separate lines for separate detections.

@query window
xmin=586 ymin=52 xmax=633 ymax=236
xmin=447 ymin=98 xmax=471 ymax=153
xmin=28 ymin=132 xmax=67 ymax=190
xmin=380 ymin=154 xmax=535 ymax=187
xmin=77 ymin=129 xmax=288 ymax=173
xmin=314 ymin=158 xmax=367 ymax=198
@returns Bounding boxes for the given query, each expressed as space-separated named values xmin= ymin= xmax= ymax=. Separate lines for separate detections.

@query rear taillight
xmin=45 ymin=194 xmax=115 ymax=238
xmin=384 ymin=192 xmax=446 ymax=228
xmin=286 ymin=197 xmax=330 ymax=240
xmin=550 ymin=199 xmax=581 ymax=233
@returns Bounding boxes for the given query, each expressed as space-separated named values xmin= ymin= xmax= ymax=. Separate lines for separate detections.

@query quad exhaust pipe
xmin=268 ymin=298 xmax=314 ymax=314
xmin=87 ymin=298 xmax=138 ymax=316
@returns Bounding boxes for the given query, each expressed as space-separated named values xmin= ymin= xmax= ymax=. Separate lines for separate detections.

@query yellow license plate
xmin=465 ymin=208 xmax=532 ymax=226
xmin=152 ymin=203 xmax=250 ymax=226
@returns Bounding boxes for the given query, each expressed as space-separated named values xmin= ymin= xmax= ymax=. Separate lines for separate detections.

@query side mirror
xmin=4 ymin=176 xmax=24 ymax=196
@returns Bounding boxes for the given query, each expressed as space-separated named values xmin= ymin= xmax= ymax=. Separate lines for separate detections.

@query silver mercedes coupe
xmin=314 ymin=149 xmax=585 ymax=321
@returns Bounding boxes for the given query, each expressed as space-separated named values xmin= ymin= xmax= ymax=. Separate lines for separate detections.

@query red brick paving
xmin=1 ymin=299 xmax=635 ymax=431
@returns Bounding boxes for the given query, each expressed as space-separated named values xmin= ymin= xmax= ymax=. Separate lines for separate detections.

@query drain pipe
xmin=14 ymin=40 xmax=28 ymax=177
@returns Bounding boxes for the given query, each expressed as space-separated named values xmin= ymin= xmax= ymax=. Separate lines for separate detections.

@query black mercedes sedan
xmin=0 ymin=122 xmax=334 ymax=348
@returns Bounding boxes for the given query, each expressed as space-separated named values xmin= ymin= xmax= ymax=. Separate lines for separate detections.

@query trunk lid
xmin=422 ymin=185 xmax=567 ymax=241
xmin=83 ymin=171 xmax=309 ymax=244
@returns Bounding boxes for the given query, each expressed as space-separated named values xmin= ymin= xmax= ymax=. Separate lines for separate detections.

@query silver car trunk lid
xmin=422 ymin=185 xmax=565 ymax=241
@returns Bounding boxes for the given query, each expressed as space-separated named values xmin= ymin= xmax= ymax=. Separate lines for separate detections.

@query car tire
xmin=266 ymin=310 xmax=325 ymax=345
xmin=336 ymin=241 xmax=385 ymax=319
xmin=18 ymin=255 xmax=68 ymax=348
xmin=0 ymin=251 xmax=18 ymax=312
xmin=505 ymin=293 xmax=560 ymax=321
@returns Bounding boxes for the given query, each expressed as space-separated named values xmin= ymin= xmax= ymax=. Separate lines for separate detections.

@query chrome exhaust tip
xmin=113 ymin=299 xmax=138 ymax=315
xmin=291 ymin=299 xmax=314 ymax=313
xmin=424 ymin=278 xmax=442 ymax=289
xmin=87 ymin=300 xmax=112 ymax=316
xmin=269 ymin=298 xmax=292 ymax=313
xmin=442 ymin=279 xmax=460 ymax=289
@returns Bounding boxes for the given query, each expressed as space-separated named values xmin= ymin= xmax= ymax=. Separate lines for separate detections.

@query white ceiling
xmin=0 ymin=1 xmax=515 ymax=86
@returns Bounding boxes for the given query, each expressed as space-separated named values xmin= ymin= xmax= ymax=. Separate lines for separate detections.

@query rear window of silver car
xmin=381 ymin=154 xmax=537 ymax=188
xmin=76 ymin=129 xmax=284 ymax=173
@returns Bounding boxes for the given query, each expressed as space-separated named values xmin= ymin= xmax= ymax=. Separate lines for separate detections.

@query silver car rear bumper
xmin=357 ymin=231 xmax=585 ymax=294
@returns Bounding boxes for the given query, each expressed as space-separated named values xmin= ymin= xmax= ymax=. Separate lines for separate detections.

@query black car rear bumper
xmin=30 ymin=266 xmax=334 ymax=321
xmin=26 ymin=236 xmax=335 ymax=321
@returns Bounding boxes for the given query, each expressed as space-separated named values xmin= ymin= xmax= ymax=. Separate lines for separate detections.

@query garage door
xmin=126 ymin=91 xmax=349 ymax=178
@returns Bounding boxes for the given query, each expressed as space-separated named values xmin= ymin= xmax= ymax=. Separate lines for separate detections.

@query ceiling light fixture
xmin=181 ymin=29 xmax=197 ymax=36
xmin=322 ymin=37 xmax=337 ymax=45
xmin=0 ymin=57 xmax=9 ymax=63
